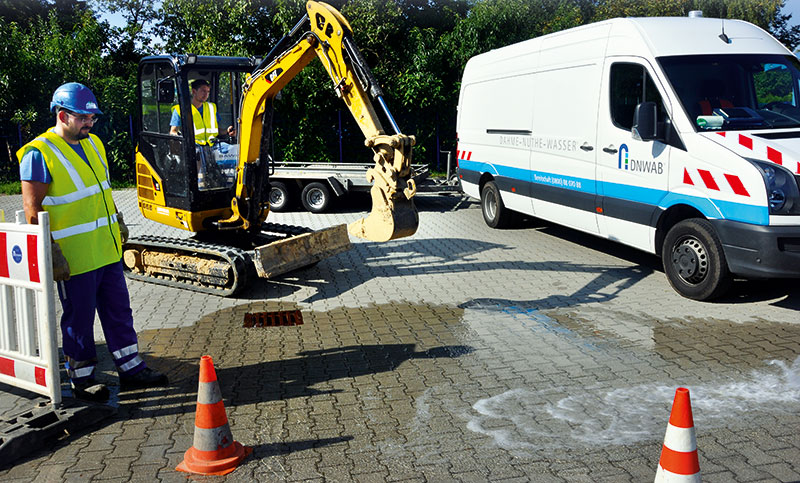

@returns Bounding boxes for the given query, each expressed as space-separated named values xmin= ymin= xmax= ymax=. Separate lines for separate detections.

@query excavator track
xmin=121 ymin=223 xmax=342 ymax=297
xmin=122 ymin=235 xmax=252 ymax=297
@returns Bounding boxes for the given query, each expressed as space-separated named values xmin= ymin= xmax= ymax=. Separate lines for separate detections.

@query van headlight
xmin=747 ymin=158 xmax=800 ymax=215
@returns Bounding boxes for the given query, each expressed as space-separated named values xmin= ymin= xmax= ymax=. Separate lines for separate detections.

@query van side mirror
xmin=632 ymin=102 xmax=657 ymax=141
xmin=157 ymin=79 xmax=175 ymax=104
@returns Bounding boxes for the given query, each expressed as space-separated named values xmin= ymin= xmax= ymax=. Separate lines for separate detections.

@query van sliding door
xmin=530 ymin=63 xmax=602 ymax=234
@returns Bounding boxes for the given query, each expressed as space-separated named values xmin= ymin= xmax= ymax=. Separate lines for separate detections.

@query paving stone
xmin=2 ymin=192 xmax=800 ymax=481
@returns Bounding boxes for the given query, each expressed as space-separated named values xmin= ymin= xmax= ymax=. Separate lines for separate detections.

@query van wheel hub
xmin=672 ymin=237 xmax=707 ymax=284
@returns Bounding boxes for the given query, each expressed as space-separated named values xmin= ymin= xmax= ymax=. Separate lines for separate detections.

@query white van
xmin=456 ymin=13 xmax=800 ymax=300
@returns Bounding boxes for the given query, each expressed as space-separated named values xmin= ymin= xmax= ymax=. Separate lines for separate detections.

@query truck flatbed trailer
xmin=266 ymin=162 xmax=461 ymax=213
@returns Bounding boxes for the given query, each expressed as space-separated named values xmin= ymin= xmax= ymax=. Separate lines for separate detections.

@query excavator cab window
xmin=137 ymin=56 xmax=257 ymax=215
xmin=138 ymin=61 xmax=191 ymax=202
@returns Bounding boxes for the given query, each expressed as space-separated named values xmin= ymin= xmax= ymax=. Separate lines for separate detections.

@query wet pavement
xmin=1 ymin=190 xmax=799 ymax=482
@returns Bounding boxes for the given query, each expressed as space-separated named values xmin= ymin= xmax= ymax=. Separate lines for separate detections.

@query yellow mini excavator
xmin=125 ymin=1 xmax=418 ymax=296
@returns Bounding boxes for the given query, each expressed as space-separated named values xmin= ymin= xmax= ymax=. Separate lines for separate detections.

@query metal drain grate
xmin=243 ymin=310 xmax=304 ymax=327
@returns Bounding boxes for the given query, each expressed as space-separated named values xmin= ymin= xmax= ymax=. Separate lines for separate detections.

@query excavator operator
xmin=169 ymin=79 xmax=236 ymax=141
xmin=170 ymin=79 xmax=237 ymax=189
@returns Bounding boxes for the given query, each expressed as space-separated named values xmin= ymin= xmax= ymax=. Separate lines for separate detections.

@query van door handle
xmin=580 ymin=143 xmax=594 ymax=152
xmin=603 ymin=146 xmax=618 ymax=154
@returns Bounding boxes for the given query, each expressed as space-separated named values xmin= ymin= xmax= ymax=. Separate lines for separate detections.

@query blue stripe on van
xmin=459 ymin=161 xmax=769 ymax=226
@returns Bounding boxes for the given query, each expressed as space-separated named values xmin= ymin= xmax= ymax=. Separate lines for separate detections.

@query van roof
xmin=464 ymin=16 xmax=790 ymax=78
xmin=622 ymin=17 xmax=788 ymax=57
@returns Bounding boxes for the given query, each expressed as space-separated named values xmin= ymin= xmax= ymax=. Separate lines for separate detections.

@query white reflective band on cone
xmin=663 ymin=423 xmax=697 ymax=452
xmin=198 ymin=380 xmax=223 ymax=405
xmin=193 ymin=425 xmax=234 ymax=452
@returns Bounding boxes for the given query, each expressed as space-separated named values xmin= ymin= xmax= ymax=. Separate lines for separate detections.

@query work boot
xmin=71 ymin=380 xmax=110 ymax=403
xmin=119 ymin=367 xmax=168 ymax=390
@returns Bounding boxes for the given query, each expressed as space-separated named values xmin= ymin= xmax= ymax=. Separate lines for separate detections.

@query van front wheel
xmin=481 ymin=181 xmax=512 ymax=228
xmin=662 ymin=218 xmax=731 ymax=301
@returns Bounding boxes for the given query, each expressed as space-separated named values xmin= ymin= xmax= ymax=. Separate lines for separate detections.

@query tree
xmin=3 ymin=0 xmax=797 ymax=184
xmin=0 ymin=1 xmax=139 ymax=182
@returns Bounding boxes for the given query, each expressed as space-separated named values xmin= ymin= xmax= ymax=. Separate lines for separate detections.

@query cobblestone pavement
xmin=1 ymin=189 xmax=799 ymax=482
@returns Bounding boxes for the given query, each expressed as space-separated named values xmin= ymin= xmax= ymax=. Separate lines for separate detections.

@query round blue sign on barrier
xmin=12 ymin=245 xmax=23 ymax=264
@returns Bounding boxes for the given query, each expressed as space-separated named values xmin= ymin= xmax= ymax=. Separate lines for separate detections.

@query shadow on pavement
xmin=251 ymin=436 xmax=354 ymax=457
xmin=239 ymin=236 xmax=656 ymax=305
xmin=107 ymin=342 xmax=474 ymax=417
xmin=459 ymin=265 xmax=653 ymax=311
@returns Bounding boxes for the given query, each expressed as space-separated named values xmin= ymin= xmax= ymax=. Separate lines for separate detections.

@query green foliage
xmin=1 ymin=0 xmax=797 ymax=184
xmin=0 ymin=181 xmax=21 ymax=195
xmin=0 ymin=2 xmax=137 ymax=182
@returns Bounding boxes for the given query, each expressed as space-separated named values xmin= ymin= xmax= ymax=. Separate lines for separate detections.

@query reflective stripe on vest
xmin=36 ymin=138 xmax=111 ymax=206
xmin=16 ymin=130 xmax=121 ymax=275
xmin=51 ymin=212 xmax=118 ymax=241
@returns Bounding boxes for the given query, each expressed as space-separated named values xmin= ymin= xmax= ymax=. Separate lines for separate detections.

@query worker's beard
xmin=74 ymin=126 xmax=91 ymax=141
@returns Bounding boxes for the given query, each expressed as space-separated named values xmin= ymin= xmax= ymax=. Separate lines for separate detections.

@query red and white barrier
xmin=0 ymin=210 xmax=60 ymax=406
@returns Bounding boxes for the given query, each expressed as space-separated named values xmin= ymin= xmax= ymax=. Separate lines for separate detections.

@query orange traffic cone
xmin=655 ymin=387 xmax=701 ymax=482
xmin=176 ymin=355 xmax=252 ymax=476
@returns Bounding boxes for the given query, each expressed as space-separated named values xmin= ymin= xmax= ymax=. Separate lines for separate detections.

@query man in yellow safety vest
xmin=169 ymin=79 xmax=236 ymax=189
xmin=18 ymin=82 xmax=168 ymax=402
xmin=169 ymin=79 xmax=235 ymax=142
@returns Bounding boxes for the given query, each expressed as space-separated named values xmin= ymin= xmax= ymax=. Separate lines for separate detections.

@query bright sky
xmin=785 ymin=0 xmax=800 ymax=24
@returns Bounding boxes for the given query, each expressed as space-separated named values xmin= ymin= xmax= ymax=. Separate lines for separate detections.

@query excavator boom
xmin=221 ymin=1 xmax=418 ymax=241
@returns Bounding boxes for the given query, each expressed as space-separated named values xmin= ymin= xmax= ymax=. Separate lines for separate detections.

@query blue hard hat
xmin=50 ymin=82 xmax=103 ymax=114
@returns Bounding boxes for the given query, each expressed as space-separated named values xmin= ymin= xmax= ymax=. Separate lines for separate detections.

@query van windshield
xmin=658 ymin=54 xmax=800 ymax=131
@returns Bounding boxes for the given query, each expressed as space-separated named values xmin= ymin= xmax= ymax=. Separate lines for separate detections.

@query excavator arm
xmin=219 ymin=1 xmax=418 ymax=242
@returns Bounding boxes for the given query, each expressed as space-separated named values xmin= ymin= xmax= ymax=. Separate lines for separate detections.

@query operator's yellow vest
xmin=16 ymin=130 xmax=122 ymax=276
xmin=172 ymin=102 xmax=219 ymax=145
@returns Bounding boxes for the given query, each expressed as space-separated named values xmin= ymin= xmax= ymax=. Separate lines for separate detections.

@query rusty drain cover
xmin=243 ymin=310 xmax=303 ymax=327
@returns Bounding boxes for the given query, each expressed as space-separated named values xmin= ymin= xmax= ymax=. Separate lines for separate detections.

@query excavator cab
xmin=137 ymin=56 xmax=256 ymax=232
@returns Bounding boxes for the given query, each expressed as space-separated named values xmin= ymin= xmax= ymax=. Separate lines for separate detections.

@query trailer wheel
xmin=662 ymin=218 xmax=731 ymax=301
xmin=481 ymin=181 xmax=512 ymax=228
xmin=301 ymin=182 xmax=331 ymax=213
xmin=269 ymin=182 xmax=291 ymax=212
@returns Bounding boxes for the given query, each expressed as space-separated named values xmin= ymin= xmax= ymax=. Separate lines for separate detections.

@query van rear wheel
xmin=662 ymin=218 xmax=731 ymax=301
xmin=481 ymin=181 xmax=512 ymax=228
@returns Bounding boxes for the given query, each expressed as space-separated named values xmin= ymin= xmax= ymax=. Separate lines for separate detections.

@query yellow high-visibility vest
xmin=172 ymin=102 xmax=219 ymax=145
xmin=17 ymin=130 xmax=122 ymax=275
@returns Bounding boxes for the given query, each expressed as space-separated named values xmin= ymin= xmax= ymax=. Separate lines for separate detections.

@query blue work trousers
xmin=57 ymin=261 xmax=146 ymax=384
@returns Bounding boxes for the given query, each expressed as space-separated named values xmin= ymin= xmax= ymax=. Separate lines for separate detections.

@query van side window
xmin=610 ymin=63 xmax=666 ymax=130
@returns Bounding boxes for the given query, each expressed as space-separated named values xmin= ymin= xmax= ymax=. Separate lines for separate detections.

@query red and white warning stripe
xmin=682 ymin=167 xmax=750 ymax=197
xmin=714 ymin=131 xmax=800 ymax=174
xmin=0 ymin=355 xmax=49 ymax=388
xmin=0 ymin=231 xmax=40 ymax=283
xmin=457 ymin=150 xmax=473 ymax=161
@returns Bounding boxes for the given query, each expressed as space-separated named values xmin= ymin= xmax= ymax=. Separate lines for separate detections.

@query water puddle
xmin=466 ymin=356 xmax=800 ymax=452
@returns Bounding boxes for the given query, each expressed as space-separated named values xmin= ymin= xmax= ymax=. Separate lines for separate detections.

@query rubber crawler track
xmin=122 ymin=223 xmax=315 ymax=297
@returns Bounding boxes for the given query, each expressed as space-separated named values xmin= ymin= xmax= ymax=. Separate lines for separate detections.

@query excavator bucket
xmin=253 ymin=223 xmax=352 ymax=278
xmin=348 ymin=134 xmax=419 ymax=242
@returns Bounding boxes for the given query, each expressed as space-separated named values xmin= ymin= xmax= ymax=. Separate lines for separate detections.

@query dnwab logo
xmin=617 ymin=144 xmax=663 ymax=174
xmin=11 ymin=245 xmax=22 ymax=263
xmin=618 ymin=144 xmax=629 ymax=170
